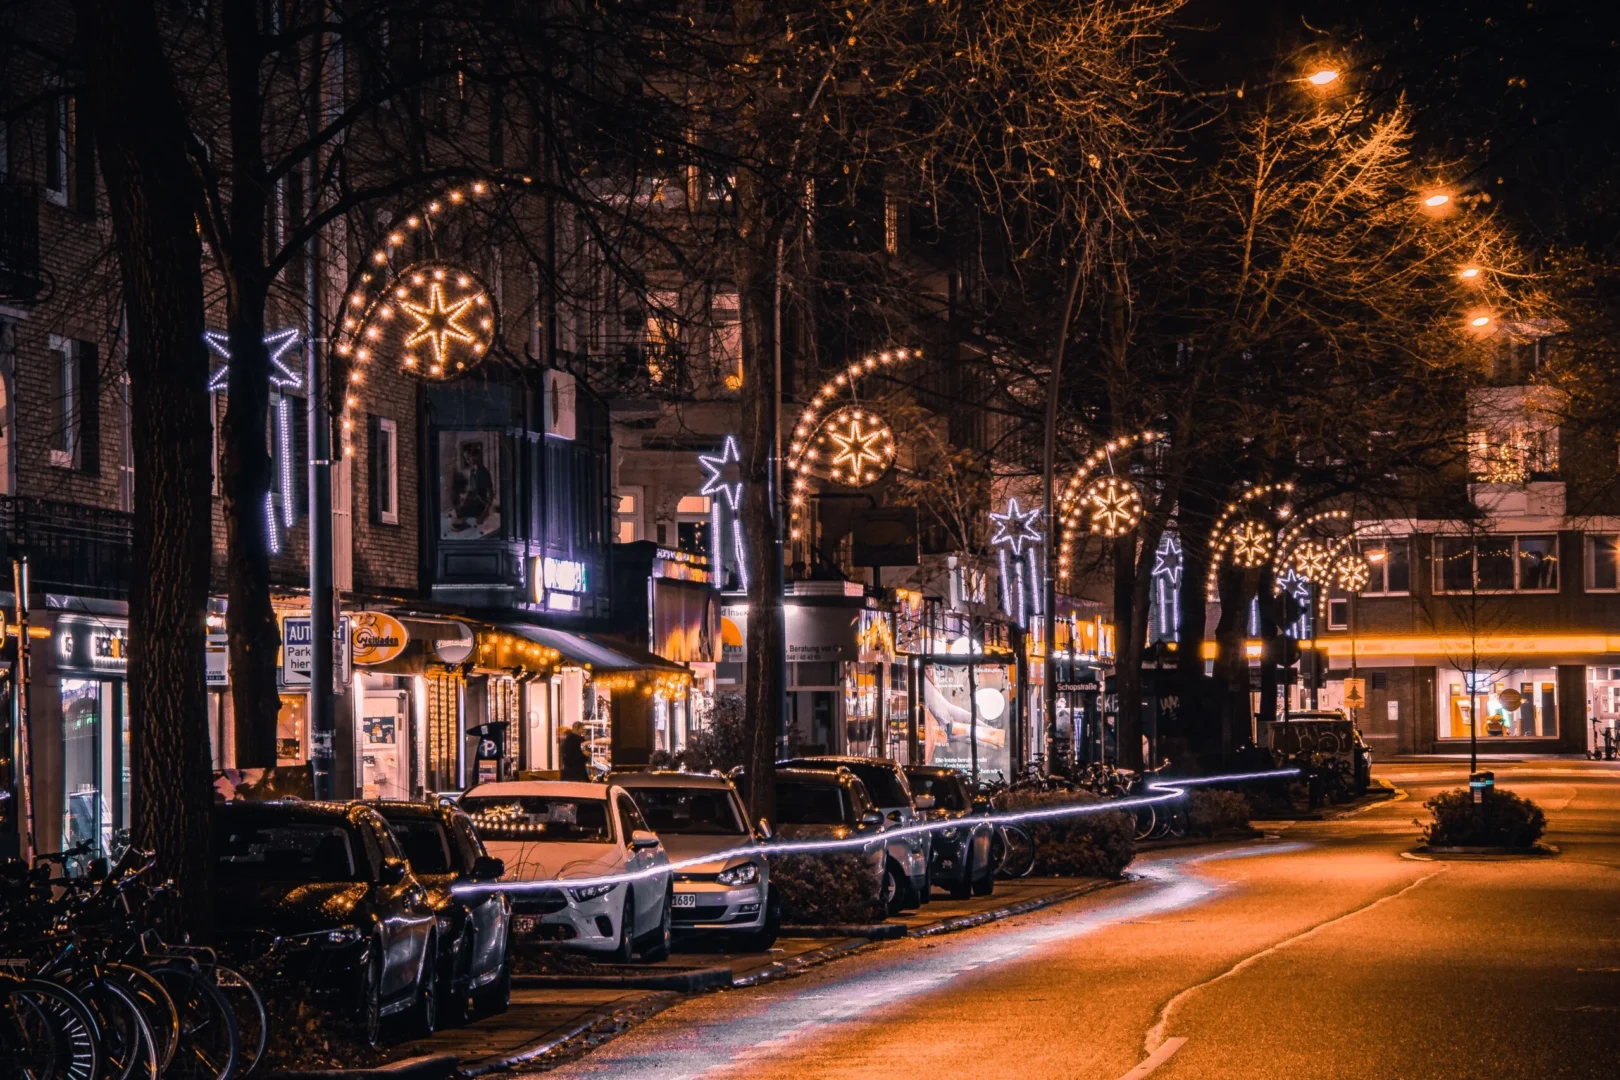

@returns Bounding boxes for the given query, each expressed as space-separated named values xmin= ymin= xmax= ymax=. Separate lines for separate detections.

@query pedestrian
xmin=559 ymin=722 xmax=589 ymax=781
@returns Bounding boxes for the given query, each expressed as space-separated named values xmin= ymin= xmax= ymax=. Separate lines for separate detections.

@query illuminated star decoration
xmin=1276 ymin=567 xmax=1311 ymax=601
xmin=205 ymin=327 xmax=303 ymax=392
xmin=1291 ymin=539 xmax=1333 ymax=581
xmin=1333 ymin=552 xmax=1372 ymax=592
xmin=698 ymin=435 xmax=744 ymax=511
xmin=822 ymin=409 xmax=893 ymax=485
xmin=989 ymin=498 xmax=1043 ymax=556
xmin=402 ymin=281 xmax=477 ymax=370
xmin=1228 ymin=520 xmax=1273 ymax=568
xmin=1153 ymin=533 xmax=1184 ymax=586
xmin=1081 ymin=476 xmax=1143 ymax=538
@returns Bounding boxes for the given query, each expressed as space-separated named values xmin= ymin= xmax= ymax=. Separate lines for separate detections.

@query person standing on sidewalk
xmin=560 ymin=723 xmax=589 ymax=781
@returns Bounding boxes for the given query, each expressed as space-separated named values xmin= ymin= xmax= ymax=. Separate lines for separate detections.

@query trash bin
xmin=1469 ymin=770 xmax=1494 ymax=805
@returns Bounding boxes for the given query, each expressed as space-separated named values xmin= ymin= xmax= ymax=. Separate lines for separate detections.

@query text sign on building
xmin=351 ymin=612 xmax=409 ymax=666
xmin=532 ymin=556 xmax=589 ymax=612
xmin=56 ymin=616 xmax=129 ymax=673
xmin=206 ymin=633 xmax=229 ymax=687
xmin=282 ymin=615 xmax=352 ymax=688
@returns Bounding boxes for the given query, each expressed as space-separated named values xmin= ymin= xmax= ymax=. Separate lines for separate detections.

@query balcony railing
xmin=0 ymin=495 xmax=132 ymax=598
xmin=0 ymin=184 xmax=45 ymax=305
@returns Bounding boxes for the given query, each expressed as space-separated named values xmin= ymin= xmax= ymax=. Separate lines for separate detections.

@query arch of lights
xmin=1053 ymin=429 xmax=1163 ymax=586
xmin=331 ymin=181 xmax=499 ymax=461
xmin=1203 ymin=482 xmax=1295 ymax=600
xmin=785 ymin=348 xmax=916 ymax=548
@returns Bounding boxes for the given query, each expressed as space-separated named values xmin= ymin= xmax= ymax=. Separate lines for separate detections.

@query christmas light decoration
xmin=205 ymin=327 xmax=303 ymax=392
xmin=1053 ymin=429 xmax=1162 ymax=583
xmin=1333 ymin=552 xmax=1372 ymax=592
xmin=698 ymin=436 xmax=748 ymax=592
xmin=818 ymin=406 xmax=896 ymax=486
xmin=1227 ymin=520 xmax=1273 ymax=567
xmin=1078 ymin=475 xmax=1143 ymax=538
xmin=989 ymin=498 xmax=1043 ymax=556
xmin=990 ymin=498 xmax=1044 ymax=626
xmin=1203 ymin=482 xmax=1295 ymax=600
xmin=205 ymin=328 xmax=305 ymax=551
xmin=1291 ymin=539 xmax=1334 ymax=581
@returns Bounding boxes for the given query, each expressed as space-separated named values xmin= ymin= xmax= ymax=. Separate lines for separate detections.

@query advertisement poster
xmin=440 ymin=430 xmax=502 ymax=539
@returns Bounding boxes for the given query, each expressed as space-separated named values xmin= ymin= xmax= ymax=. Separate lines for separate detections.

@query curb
xmin=456 ymin=994 xmax=681 ymax=1078
xmin=729 ymin=935 xmax=877 ymax=989
xmin=1418 ymin=842 xmax=1559 ymax=856
xmin=271 ymin=1054 xmax=460 ymax=1080
xmin=909 ymin=878 xmax=1123 ymax=937
xmin=780 ymin=923 xmax=906 ymax=940
xmin=1136 ymin=828 xmax=1263 ymax=851
xmin=512 ymin=965 xmax=734 ymax=992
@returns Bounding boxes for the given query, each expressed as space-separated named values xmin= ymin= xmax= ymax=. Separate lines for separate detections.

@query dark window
xmin=1371 ymin=672 xmax=1388 ymax=691
xmin=1476 ymin=536 xmax=1514 ymax=591
xmin=626 ymin=788 xmax=746 ymax=836
xmin=775 ymin=782 xmax=850 ymax=825
xmin=369 ymin=416 xmax=398 ymax=524
xmin=1327 ymin=598 xmax=1349 ymax=630
xmin=214 ymin=818 xmax=360 ymax=882
xmin=1589 ymin=535 xmax=1620 ymax=591
xmin=382 ymin=816 xmax=454 ymax=874
xmin=904 ymin=771 xmax=966 ymax=812
xmin=1517 ymin=535 xmax=1559 ymax=591
xmin=616 ymin=793 xmax=650 ymax=836
xmin=1436 ymin=537 xmax=1474 ymax=593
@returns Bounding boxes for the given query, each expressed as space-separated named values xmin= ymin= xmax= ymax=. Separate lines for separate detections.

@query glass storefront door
xmin=60 ymin=678 xmax=129 ymax=873
xmin=361 ymin=691 xmax=408 ymax=800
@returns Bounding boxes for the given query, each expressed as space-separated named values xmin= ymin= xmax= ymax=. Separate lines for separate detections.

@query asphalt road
xmin=532 ymin=758 xmax=1620 ymax=1079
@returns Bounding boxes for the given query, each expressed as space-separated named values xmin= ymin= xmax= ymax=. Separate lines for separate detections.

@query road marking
xmin=1116 ymin=1037 xmax=1187 ymax=1079
xmin=1142 ymin=866 xmax=1449 ymax=1056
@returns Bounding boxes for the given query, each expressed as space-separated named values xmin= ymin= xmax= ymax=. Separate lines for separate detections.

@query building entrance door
xmin=361 ymin=691 xmax=408 ymax=800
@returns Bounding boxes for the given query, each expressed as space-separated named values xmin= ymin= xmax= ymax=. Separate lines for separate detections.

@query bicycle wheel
xmin=75 ymin=979 xmax=152 ymax=1080
xmin=105 ymin=966 xmax=176 ymax=1074
xmin=147 ymin=964 xmax=239 ymax=1080
xmin=8 ymin=978 xmax=103 ymax=1080
xmin=1133 ymin=804 xmax=1156 ymax=842
xmin=210 ymin=966 xmax=266 ymax=1078
xmin=996 ymin=825 xmax=1036 ymax=878
xmin=1316 ymin=732 xmax=1341 ymax=755
xmin=2 ymin=980 xmax=61 ymax=1080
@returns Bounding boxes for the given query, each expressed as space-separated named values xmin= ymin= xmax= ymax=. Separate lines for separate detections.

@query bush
xmin=996 ymin=788 xmax=1135 ymax=878
xmin=769 ymin=850 xmax=881 ymax=925
xmin=1421 ymin=787 xmax=1547 ymax=848
xmin=1186 ymin=788 xmax=1252 ymax=837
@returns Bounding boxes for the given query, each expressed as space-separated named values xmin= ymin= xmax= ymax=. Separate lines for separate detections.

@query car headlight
xmin=716 ymin=863 xmax=759 ymax=886
xmin=569 ymin=883 xmax=616 ymax=902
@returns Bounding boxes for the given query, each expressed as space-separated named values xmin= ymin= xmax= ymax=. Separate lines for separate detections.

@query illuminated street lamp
xmin=1306 ymin=69 xmax=1340 ymax=86
xmin=1458 ymin=266 xmax=1482 ymax=281
xmin=1469 ymin=314 xmax=1493 ymax=329
xmin=1423 ymin=191 xmax=1452 ymax=210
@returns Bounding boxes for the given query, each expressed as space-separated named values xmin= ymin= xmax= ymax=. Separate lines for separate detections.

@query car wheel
xmin=883 ymin=862 xmax=908 ymax=916
xmin=362 ymin=947 xmax=385 ymax=1048
xmin=737 ymin=886 xmax=781 ymax=951
xmin=639 ymin=887 xmax=673 ymax=962
xmin=971 ymin=843 xmax=994 ymax=897
xmin=439 ymin=928 xmax=473 ymax=1027
xmin=612 ymin=891 xmax=636 ymax=964
xmin=399 ymin=933 xmax=438 ymax=1039
xmin=471 ymin=946 xmax=512 ymax=1017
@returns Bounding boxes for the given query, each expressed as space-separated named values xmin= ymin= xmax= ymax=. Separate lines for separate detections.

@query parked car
xmin=367 ymin=800 xmax=512 ymax=1021
xmin=612 ymin=771 xmax=779 ymax=951
xmin=213 ymin=801 xmax=438 ymax=1044
xmin=735 ymin=765 xmax=889 ymax=920
xmin=1262 ymin=711 xmax=1372 ymax=793
xmin=904 ymin=766 xmax=994 ymax=900
xmin=459 ymin=781 xmax=673 ymax=962
xmin=780 ymin=756 xmax=930 ymax=913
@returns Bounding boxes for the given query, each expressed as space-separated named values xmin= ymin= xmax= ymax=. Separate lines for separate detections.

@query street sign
xmin=1499 ymin=688 xmax=1523 ymax=711
xmin=282 ymin=615 xmax=351 ymax=688
xmin=206 ymin=633 xmax=229 ymax=687
xmin=1343 ymin=677 xmax=1367 ymax=710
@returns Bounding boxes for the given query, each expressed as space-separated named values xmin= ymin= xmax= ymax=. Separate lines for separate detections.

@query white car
xmin=459 ymin=781 xmax=673 ymax=962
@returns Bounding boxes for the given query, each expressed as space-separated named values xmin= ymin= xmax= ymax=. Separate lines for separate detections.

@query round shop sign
xmin=351 ymin=612 xmax=410 ymax=665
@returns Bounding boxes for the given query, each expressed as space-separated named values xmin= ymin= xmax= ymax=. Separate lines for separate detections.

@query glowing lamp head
xmin=1307 ymin=69 xmax=1339 ymax=86
xmin=1459 ymin=266 xmax=1481 ymax=280
xmin=1423 ymin=192 xmax=1451 ymax=208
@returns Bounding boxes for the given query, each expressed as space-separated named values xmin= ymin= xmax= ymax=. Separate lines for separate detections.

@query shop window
xmin=1585 ymin=534 xmax=1620 ymax=591
xmin=1439 ymin=669 xmax=1556 ymax=739
xmin=368 ymin=416 xmax=398 ymax=524
xmin=1433 ymin=534 xmax=1558 ymax=593
xmin=1358 ymin=539 xmax=1410 ymax=595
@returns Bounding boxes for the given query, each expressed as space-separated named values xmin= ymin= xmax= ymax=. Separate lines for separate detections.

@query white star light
xmin=1153 ymin=533 xmax=1183 ymax=586
xmin=206 ymin=328 xmax=303 ymax=392
xmin=1276 ymin=567 xmax=1311 ymax=601
xmin=989 ymin=498 xmax=1043 ymax=556
xmin=698 ymin=435 xmax=744 ymax=511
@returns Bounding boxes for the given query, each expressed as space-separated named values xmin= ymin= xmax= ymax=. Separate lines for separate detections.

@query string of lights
xmin=450 ymin=768 xmax=1301 ymax=899
xmin=1054 ymin=430 xmax=1162 ymax=584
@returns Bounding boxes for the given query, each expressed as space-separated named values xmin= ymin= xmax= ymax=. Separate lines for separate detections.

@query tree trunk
xmin=1174 ymin=487 xmax=1215 ymax=759
xmin=74 ymin=0 xmax=216 ymax=936
xmin=219 ymin=0 xmax=281 ymax=768
xmin=1111 ymin=533 xmax=1144 ymax=770
xmin=1257 ymin=567 xmax=1280 ymax=728
xmin=1214 ymin=566 xmax=1255 ymax=759
xmin=735 ymin=223 xmax=781 ymax=829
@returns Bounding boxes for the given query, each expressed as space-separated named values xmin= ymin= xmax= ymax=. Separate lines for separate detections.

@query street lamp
xmin=1306 ymin=69 xmax=1340 ymax=87
xmin=1422 ymin=191 xmax=1453 ymax=212
xmin=1458 ymin=266 xmax=1482 ymax=281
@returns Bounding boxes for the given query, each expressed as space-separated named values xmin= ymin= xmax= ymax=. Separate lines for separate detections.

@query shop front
xmin=775 ymin=582 xmax=899 ymax=760
xmin=1050 ymin=614 xmax=1116 ymax=765
xmin=609 ymin=543 xmax=720 ymax=754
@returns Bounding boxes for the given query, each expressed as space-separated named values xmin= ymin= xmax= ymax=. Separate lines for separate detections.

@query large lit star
xmin=205 ymin=327 xmax=303 ymax=392
xmin=698 ymin=435 xmax=744 ymax=511
xmin=827 ymin=416 xmax=888 ymax=482
xmin=1229 ymin=520 xmax=1273 ymax=567
xmin=1153 ymin=533 xmax=1183 ymax=586
xmin=1083 ymin=476 xmax=1142 ymax=538
xmin=401 ymin=281 xmax=477 ymax=369
xmin=989 ymin=498 xmax=1043 ymax=556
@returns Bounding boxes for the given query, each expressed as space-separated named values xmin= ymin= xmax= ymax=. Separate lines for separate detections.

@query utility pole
xmin=10 ymin=558 xmax=32 ymax=862
xmin=306 ymin=22 xmax=336 ymax=800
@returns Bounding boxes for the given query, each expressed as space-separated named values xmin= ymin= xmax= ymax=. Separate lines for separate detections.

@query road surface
xmin=530 ymin=759 xmax=1620 ymax=1079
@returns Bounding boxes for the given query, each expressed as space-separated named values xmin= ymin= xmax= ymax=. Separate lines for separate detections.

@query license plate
xmin=513 ymin=915 xmax=541 ymax=934
xmin=672 ymin=893 xmax=698 ymax=908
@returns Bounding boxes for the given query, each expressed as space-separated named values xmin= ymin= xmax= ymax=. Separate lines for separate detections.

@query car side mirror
xmin=914 ymin=795 xmax=936 ymax=811
xmin=756 ymin=818 xmax=773 ymax=841
xmin=470 ymin=855 xmax=505 ymax=881
xmin=378 ymin=857 xmax=408 ymax=887
xmin=858 ymin=810 xmax=884 ymax=829
xmin=629 ymin=829 xmax=661 ymax=851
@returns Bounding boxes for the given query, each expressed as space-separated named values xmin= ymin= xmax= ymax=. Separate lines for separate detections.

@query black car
xmin=904 ymin=766 xmax=994 ymax=900
xmin=213 ymin=801 xmax=438 ymax=1045
xmin=734 ymin=766 xmax=889 ymax=921
xmin=367 ymin=801 xmax=512 ymax=1023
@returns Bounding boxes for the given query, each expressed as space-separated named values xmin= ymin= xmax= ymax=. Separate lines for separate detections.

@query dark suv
xmin=1262 ymin=711 xmax=1372 ymax=794
xmin=905 ymin=766 xmax=993 ymax=899
xmin=779 ymin=756 xmax=930 ymax=913
xmin=734 ymin=766 xmax=889 ymax=921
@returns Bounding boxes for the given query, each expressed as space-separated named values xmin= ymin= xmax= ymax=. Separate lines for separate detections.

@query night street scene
xmin=3 ymin=0 xmax=1620 ymax=1077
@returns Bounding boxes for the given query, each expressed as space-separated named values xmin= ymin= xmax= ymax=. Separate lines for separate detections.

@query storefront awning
xmin=505 ymin=625 xmax=689 ymax=675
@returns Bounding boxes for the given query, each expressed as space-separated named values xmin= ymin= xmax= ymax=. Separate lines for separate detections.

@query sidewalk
xmin=372 ymin=877 xmax=1111 ymax=1077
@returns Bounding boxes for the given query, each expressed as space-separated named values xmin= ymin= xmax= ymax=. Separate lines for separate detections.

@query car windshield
xmin=380 ymin=816 xmax=456 ymax=874
xmin=214 ymin=818 xmax=360 ymax=883
xmin=627 ymin=788 xmax=747 ymax=836
xmin=844 ymin=765 xmax=910 ymax=808
xmin=776 ymin=782 xmax=850 ymax=825
xmin=905 ymin=771 xmax=966 ymax=812
xmin=460 ymin=796 xmax=613 ymax=843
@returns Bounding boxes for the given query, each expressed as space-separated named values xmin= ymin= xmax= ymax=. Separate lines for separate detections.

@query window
xmin=711 ymin=291 xmax=741 ymax=390
xmin=644 ymin=289 xmax=679 ymax=384
xmin=1432 ymin=534 xmax=1559 ymax=593
xmin=369 ymin=416 xmax=398 ymax=524
xmin=1326 ymin=598 xmax=1349 ymax=631
xmin=1468 ymin=426 xmax=1558 ymax=482
xmin=1439 ymin=668 xmax=1557 ymax=739
xmin=614 ymin=488 xmax=642 ymax=543
xmin=49 ymin=336 xmax=98 ymax=472
xmin=1358 ymin=539 xmax=1410 ymax=595
xmin=615 ymin=793 xmax=651 ymax=837
xmin=44 ymin=88 xmax=68 ymax=206
xmin=1586 ymin=534 xmax=1620 ymax=591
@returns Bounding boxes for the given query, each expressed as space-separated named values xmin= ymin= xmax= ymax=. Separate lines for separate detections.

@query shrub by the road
xmin=1421 ymin=787 xmax=1547 ymax=848
xmin=770 ymin=849 xmax=882 ymax=925
xmin=996 ymin=788 xmax=1135 ymax=878
xmin=1186 ymin=788 xmax=1252 ymax=837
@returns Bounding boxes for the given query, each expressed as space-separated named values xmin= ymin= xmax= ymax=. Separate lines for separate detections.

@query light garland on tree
xmin=1053 ymin=429 xmax=1162 ymax=585
xmin=785 ymin=348 xmax=917 ymax=547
